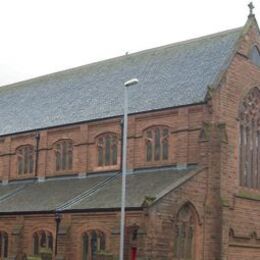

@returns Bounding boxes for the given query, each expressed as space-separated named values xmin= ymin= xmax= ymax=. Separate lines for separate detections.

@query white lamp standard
xmin=120 ymin=78 xmax=139 ymax=260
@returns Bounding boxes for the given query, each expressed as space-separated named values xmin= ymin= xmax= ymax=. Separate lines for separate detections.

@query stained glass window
xmin=0 ymin=232 xmax=8 ymax=258
xmin=54 ymin=140 xmax=73 ymax=172
xmin=97 ymin=134 xmax=118 ymax=167
xmin=174 ymin=204 xmax=196 ymax=259
xmin=17 ymin=145 xmax=34 ymax=175
xmin=145 ymin=126 xmax=169 ymax=162
xmin=239 ymin=87 xmax=260 ymax=189
xmin=82 ymin=230 xmax=105 ymax=260
xmin=33 ymin=230 xmax=53 ymax=256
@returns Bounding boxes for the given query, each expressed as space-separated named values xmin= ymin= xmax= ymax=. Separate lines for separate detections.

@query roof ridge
xmin=0 ymin=26 xmax=242 ymax=91
xmin=125 ymin=27 xmax=242 ymax=56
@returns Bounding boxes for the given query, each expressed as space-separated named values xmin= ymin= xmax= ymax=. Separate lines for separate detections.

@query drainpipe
xmin=120 ymin=116 xmax=124 ymax=172
xmin=35 ymin=132 xmax=40 ymax=177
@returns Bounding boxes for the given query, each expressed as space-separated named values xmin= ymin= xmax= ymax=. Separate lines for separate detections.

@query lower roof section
xmin=0 ymin=166 xmax=199 ymax=214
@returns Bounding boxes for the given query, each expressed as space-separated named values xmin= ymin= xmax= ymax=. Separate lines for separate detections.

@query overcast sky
xmin=0 ymin=0 xmax=259 ymax=86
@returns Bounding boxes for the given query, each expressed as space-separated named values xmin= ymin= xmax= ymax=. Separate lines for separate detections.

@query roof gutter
xmin=0 ymin=207 xmax=143 ymax=216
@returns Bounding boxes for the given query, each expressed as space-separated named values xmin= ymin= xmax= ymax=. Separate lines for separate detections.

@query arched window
xmin=174 ymin=204 xmax=196 ymax=259
xmin=0 ymin=232 xmax=8 ymax=259
xmin=145 ymin=126 xmax=169 ymax=162
xmin=17 ymin=145 xmax=34 ymax=175
xmin=97 ymin=134 xmax=118 ymax=167
xmin=249 ymin=45 xmax=260 ymax=67
xmin=33 ymin=230 xmax=53 ymax=256
xmin=54 ymin=140 xmax=73 ymax=171
xmin=82 ymin=230 xmax=106 ymax=260
xmin=239 ymin=87 xmax=260 ymax=189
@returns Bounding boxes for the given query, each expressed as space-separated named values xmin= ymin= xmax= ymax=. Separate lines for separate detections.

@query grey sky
xmin=0 ymin=0 xmax=259 ymax=86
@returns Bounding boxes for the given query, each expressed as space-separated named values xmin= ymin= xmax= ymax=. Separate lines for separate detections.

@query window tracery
xmin=33 ymin=230 xmax=53 ymax=256
xmin=97 ymin=133 xmax=118 ymax=167
xmin=17 ymin=145 xmax=34 ymax=175
xmin=174 ymin=204 xmax=196 ymax=260
xmin=54 ymin=140 xmax=73 ymax=171
xmin=239 ymin=87 xmax=260 ymax=189
xmin=145 ymin=126 xmax=169 ymax=162
xmin=82 ymin=230 xmax=106 ymax=260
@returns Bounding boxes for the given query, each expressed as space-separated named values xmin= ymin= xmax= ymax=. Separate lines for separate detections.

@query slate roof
xmin=0 ymin=27 xmax=242 ymax=136
xmin=0 ymin=174 xmax=113 ymax=212
xmin=0 ymin=166 xmax=198 ymax=213
xmin=71 ymin=166 xmax=198 ymax=210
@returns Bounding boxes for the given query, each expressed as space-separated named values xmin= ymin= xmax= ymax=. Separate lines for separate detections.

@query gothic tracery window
xmin=17 ymin=145 xmax=34 ymax=175
xmin=249 ymin=45 xmax=260 ymax=67
xmin=239 ymin=88 xmax=260 ymax=189
xmin=54 ymin=140 xmax=73 ymax=171
xmin=0 ymin=232 xmax=8 ymax=259
xmin=174 ymin=204 xmax=196 ymax=259
xmin=33 ymin=230 xmax=53 ymax=256
xmin=145 ymin=126 xmax=169 ymax=162
xmin=82 ymin=230 xmax=106 ymax=260
xmin=239 ymin=87 xmax=260 ymax=189
xmin=97 ymin=134 xmax=118 ymax=167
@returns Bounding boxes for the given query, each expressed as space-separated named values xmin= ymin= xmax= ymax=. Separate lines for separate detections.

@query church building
xmin=0 ymin=9 xmax=259 ymax=260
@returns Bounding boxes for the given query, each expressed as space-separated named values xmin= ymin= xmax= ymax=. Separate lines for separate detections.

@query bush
xmin=96 ymin=250 xmax=114 ymax=260
xmin=27 ymin=257 xmax=42 ymax=260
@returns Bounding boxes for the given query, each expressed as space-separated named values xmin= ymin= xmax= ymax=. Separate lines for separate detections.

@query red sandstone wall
xmin=210 ymin=19 xmax=260 ymax=259
xmin=0 ymin=104 xmax=205 ymax=182
xmin=144 ymin=169 xmax=208 ymax=260
xmin=0 ymin=211 xmax=144 ymax=259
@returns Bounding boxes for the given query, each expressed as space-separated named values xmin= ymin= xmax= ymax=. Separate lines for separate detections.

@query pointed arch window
xmin=174 ymin=204 xmax=196 ymax=259
xmin=249 ymin=45 xmax=260 ymax=67
xmin=97 ymin=134 xmax=118 ymax=167
xmin=0 ymin=232 xmax=8 ymax=259
xmin=33 ymin=230 xmax=53 ymax=256
xmin=145 ymin=126 xmax=169 ymax=162
xmin=54 ymin=140 xmax=73 ymax=171
xmin=17 ymin=145 xmax=34 ymax=175
xmin=239 ymin=87 xmax=260 ymax=189
xmin=82 ymin=230 xmax=106 ymax=260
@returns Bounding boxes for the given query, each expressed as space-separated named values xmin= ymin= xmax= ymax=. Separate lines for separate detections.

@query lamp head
xmin=124 ymin=78 xmax=139 ymax=87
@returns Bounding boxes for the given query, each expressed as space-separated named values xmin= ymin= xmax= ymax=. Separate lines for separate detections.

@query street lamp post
xmin=120 ymin=78 xmax=139 ymax=260
xmin=55 ymin=210 xmax=62 ymax=256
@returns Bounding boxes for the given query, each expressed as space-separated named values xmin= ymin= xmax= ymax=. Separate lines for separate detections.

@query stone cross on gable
xmin=248 ymin=2 xmax=255 ymax=17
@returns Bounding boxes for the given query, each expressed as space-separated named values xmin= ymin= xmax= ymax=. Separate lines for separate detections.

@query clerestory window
xmin=145 ymin=126 xmax=169 ymax=162
xmin=54 ymin=140 xmax=73 ymax=172
xmin=17 ymin=145 xmax=34 ymax=175
xmin=97 ymin=133 xmax=118 ymax=167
